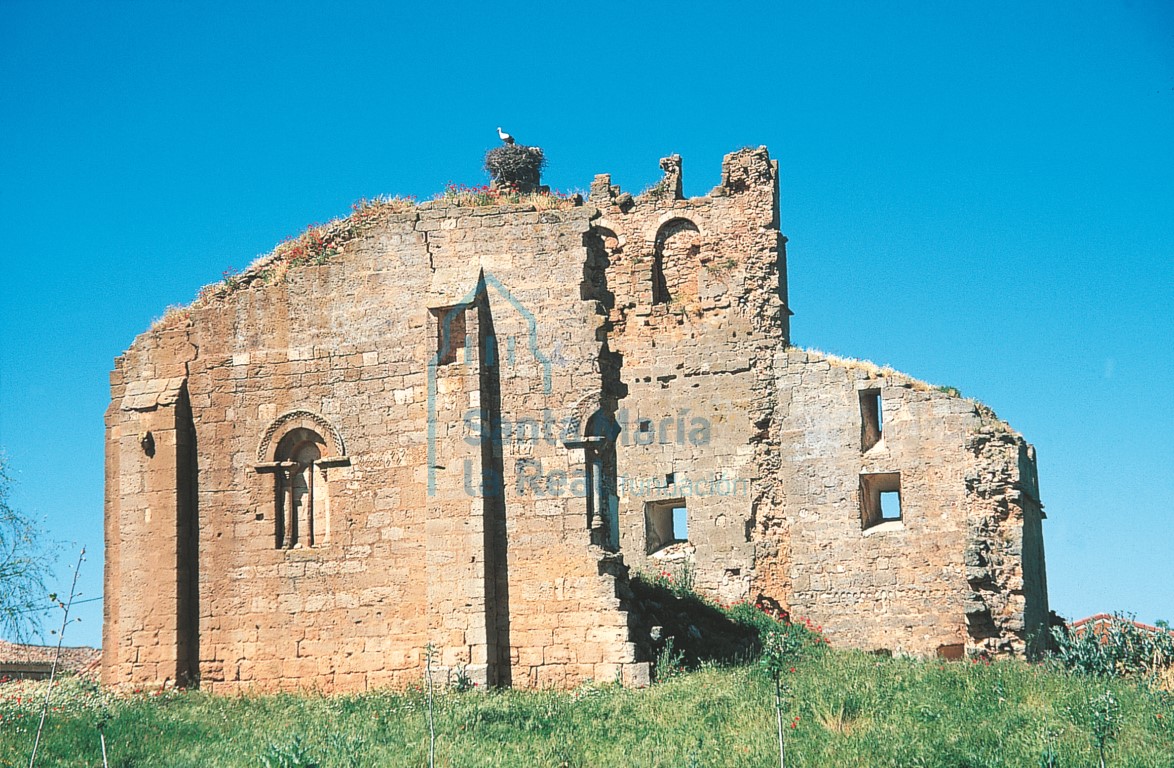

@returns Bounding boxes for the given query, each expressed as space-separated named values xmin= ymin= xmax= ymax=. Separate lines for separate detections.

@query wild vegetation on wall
xmin=437 ymin=182 xmax=576 ymax=210
xmin=150 ymin=180 xmax=581 ymax=334
xmin=198 ymin=195 xmax=418 ymax=303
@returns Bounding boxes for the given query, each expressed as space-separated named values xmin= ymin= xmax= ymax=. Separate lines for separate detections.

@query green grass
xmin=2 ymin=651 xmax=1171 ymax=767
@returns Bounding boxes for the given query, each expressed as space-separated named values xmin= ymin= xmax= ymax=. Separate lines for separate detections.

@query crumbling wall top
xmin=133 ymin=147 xmax=780 ymax=350
xmin=588 ymin=147 xmax=778 ymax=211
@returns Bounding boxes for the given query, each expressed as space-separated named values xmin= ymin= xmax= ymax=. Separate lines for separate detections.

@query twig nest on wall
xmin=484 ymin=144 xmax=546 ymax=192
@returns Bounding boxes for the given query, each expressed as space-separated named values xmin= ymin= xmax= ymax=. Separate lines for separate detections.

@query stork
xmin=496 ymin=127 xmax=516 ymax=145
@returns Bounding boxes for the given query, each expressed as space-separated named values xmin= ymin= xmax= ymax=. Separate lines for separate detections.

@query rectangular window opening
xmin=431 ymin=306 xmax=468 ymax=366
xmin=645 ymin=498 xmax=687 ymax=554
xmin=860 ymin=472 xmax=902 ymax=529
xmin=859 ymin=389 xmax=882 ymax=452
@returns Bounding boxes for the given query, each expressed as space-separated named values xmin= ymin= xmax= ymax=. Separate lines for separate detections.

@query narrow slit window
xmin=651 ymin=252 xmax=670 ymax=305
xmin=860 ymin=472 xmax=902 ymax=530
xmin=431 ymin=306 xmax=467 ymax=366
xmin=860 ymin=389 xmax=882 ymax=451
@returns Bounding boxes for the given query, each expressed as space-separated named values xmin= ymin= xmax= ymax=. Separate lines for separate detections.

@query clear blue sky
xmin=1 ymin=1 xmax=1171 ymax=648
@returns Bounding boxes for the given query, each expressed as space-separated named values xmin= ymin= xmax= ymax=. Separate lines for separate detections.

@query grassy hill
xmin=2 ymin=648 xmax=1171 ymax=768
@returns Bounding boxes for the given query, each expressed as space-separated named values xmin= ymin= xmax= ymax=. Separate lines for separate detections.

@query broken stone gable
xmin=103 ymin=147 xmax=1048 ymax=692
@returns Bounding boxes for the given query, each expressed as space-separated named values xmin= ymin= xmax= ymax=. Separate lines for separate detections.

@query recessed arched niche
xmin=651 ymin=218 xmax=701 ymax=306
xmin=254 ymin=410 xmax=348 ymax=549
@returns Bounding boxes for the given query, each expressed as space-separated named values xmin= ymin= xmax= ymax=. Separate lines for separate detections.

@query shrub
xmin=760 ymin=624 xmax=806 ymax=768
xmin=653 ymin=637 xmax=685 ymax=683
xmin=261 ymin=735 xmax=319 ymax=768
xmin=1067 ymin=689 xmax=1122 ymax=768
xmin=1050 ymin=613 xmax=1174 ymax=687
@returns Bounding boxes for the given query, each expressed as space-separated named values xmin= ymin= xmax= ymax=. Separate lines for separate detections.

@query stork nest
xmin=484 ymin=144 xmax=546 ymax=189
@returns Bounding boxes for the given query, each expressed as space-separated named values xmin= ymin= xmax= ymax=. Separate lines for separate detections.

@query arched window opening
xmin=274 ymin=427 xmax=330 ymax=548
xmin=651 ymin=218 xmax=700 ymax=306
xmin=563 ymin=409 xmax=620 ymax=552
xmin=255 ymin=410 xmax=348 ymax=550
xmin=585 ymin=410 xmax=620 ymax=552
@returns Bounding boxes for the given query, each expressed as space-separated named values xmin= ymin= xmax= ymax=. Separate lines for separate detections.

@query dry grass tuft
xmin=434 ymin=183 xmax=576 ymax=210
xmin=815 ymin=700 xmax=870 ymax=735
xmin=802 ymin=346 xmax=963 ymax=396
xmin=150 ymin=304 xmax=191 ymax=331
xmin=797 ymin=347 xmax=1008 ymax=425
xmin=192 ymin=195 xmax=418 ymax=306
xmin=1157 ymin=664 xmax=1174 ymax=692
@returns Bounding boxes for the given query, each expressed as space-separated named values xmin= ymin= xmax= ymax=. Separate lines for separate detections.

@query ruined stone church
xmin=103 ymin=147 xmax=1049 ymax=692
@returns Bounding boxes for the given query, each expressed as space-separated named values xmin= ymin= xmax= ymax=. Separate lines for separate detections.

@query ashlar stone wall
xmin=104 ymin=146 xmax=1048 ymax=693
xmin=583 ymin=150 xmax=788 ymax=608
xmin=754 ymin=351 xmax=1047 ymax=657
xmin=105 ymin=202 xmax=650 ymax=692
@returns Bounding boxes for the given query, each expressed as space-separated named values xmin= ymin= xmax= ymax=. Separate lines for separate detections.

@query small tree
xmin=1087 ymin=689 xmax=1121 ymax=768
xmin=0 ymin=454 xmax=55 ymax=643
xmin=29 ymin=547 xmax=86 ymax=768
xmin=424 ymin=642 xmax=437 ymax=768
xmin=759 ymin=625 xmax=804 ymax=768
